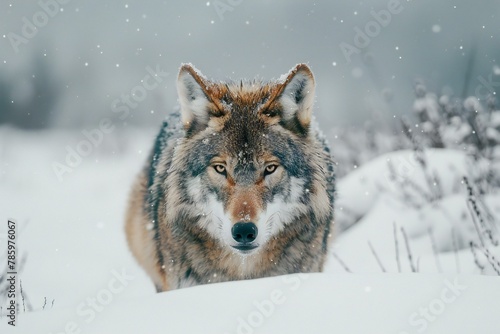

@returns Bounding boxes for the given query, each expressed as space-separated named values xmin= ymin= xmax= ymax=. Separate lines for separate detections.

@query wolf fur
xmin=125 ymin=63 xmax=335 ymax=292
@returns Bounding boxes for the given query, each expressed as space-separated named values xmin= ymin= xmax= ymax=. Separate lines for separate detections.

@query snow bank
xmin=2 ymin=273 xmax=499 ymax=334
xmin=335 ymin=149 xmax=471 ymax=231
xmin=331 ymin=148 xmax=500 ymax=276
xmin=328 ymin=193 xmax=500 ymax=275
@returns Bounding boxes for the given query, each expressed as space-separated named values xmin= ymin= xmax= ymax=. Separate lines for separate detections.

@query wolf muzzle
xmin=231 ymin=222 xmax=258 ymax=251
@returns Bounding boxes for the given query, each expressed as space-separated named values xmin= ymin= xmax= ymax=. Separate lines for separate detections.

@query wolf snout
xmin=231 ymin=222 xmax=258 ymax=243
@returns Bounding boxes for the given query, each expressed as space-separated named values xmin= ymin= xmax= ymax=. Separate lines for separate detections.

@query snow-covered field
xmin=4 ymin=273 xmax=500 ymax=334
xmin=0 ymin=126 xmax=499 ymax=333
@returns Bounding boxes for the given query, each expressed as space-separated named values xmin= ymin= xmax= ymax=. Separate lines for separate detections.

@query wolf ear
xmin=177 ymin=63 xmax=221 ymax=133
xmin=271 ymin=64 xmax=315 ymax=135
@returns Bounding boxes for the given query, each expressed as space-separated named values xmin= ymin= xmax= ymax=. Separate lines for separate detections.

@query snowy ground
xmin=0 ymin=127 xmax=499 ymax=333
xmin=3 ymin=274 xmax=500 ymax=334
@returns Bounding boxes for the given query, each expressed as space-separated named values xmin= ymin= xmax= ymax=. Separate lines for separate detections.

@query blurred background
xmin=1 ymin=0 xmax=499 ymax=130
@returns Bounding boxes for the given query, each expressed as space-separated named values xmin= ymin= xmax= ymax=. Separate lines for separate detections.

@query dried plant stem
xmin=368 ymin=241 xmax=386 ymax=272
xmin=20 ymin=280 xmax=26 ymax=312
xmin=332 ymin=252 xmax=352 ymax=273
xmin=401 ymin=227 xmax=417 ymax=272
xmin=428 ymin=227 xmax=442 ymax=273
xmin=480 ymin=247 xmax=500 ymax=275
xmin=451 ymin=227 xmax=461 ymax=273
xmin=394 ymin=222 xmax=401 ymax=273
xmin=470 ymin=241 xmax=485 ymax=272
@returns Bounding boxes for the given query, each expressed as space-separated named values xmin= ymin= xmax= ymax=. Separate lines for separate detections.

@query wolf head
xmin=170 ymin=63 xmax=330 ymax=255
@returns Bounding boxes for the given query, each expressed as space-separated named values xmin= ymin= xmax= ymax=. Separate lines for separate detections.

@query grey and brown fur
xmin=125 ymin=63 xmax=335 ymax=292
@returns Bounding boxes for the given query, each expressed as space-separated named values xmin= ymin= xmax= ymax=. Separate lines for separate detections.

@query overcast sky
xmin=1 ymin=0 xmax=499 ymax=129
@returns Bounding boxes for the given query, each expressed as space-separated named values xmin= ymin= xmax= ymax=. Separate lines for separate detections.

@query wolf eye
xmin=213 ymin=164 xmax=226 ymax=175
xmin=264 ymin=164 xmax=278 ymax=176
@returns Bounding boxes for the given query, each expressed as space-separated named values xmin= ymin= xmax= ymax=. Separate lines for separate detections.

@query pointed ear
xmin=279 ymin=64 xmax=315 ymax=132
xmin=266 ymin=64 xmax=316 ymax=135
xmin=176 ymin=63 xmax=223 ymax=134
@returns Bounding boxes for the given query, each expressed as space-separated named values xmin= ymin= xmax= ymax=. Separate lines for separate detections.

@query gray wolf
xmin=125 ymin=63 xmax=335 ymax=292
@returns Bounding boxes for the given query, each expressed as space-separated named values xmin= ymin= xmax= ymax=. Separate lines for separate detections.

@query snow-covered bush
xmin=411 ymin=81 xmax=500 ymax=189
xmin=328 ymin=123 xmax=407 ymax=178
xmin=332 ymin=77 xmax=500 ymax=276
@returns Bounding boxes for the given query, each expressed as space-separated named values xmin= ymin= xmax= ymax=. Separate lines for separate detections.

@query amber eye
xmin=264 ymin=164 xmax=278 ymax=176
xmin=213 ymin=164 xmax=226 ymax=175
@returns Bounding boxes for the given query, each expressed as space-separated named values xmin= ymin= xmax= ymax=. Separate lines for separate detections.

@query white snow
xmin=335 ymin=149 xmax=471 ymax=230
xmin=1 ymin=273 xmax=499 ymax=334
xmin=0 ymin=128 xmax=499 ymax=333
xmin=490 ymin=111 xmax=500 ymax=128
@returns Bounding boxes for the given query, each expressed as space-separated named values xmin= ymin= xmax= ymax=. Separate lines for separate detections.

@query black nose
xmin=231 ymin=222 xmax=258 ymax=243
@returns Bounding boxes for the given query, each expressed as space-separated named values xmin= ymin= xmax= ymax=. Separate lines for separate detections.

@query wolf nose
xmin=231 ymin=222 xmax=258 ymax=243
